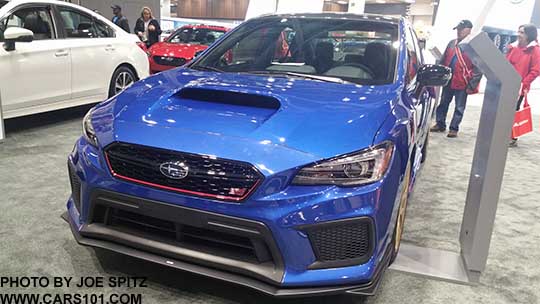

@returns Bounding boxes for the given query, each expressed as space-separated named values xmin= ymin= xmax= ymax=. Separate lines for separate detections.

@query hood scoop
xmin=153 ymin=87 xmax=282 ymax=137
xmin=177 ymin=88 xmax=281 ymax=110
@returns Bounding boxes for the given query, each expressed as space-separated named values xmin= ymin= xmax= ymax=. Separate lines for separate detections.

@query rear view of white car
xmin=0 ymin=0 xmax=149 ymax=118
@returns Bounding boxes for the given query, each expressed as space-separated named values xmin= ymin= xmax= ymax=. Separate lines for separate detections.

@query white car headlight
xmin=292 ymin=142 xmax=394 ymax=186
xmin=82 ymin=109 xmax=98 ymax=146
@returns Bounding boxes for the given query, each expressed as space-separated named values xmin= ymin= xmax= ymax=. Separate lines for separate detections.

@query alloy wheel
xmin=114 ymin=71 xmax=135 ymax=94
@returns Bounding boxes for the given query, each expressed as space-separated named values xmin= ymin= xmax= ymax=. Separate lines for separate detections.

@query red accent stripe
xmin=104 ymin=153 xmax=260 ymax=202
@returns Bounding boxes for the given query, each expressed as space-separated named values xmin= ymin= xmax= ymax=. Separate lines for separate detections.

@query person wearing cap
xmin=507 ymin=24 xmax=540 ymax=147
xmin=111 ymin=5 xmax=130 ymax=33
xmin=431 ymin=20 xmax=482 ymax=138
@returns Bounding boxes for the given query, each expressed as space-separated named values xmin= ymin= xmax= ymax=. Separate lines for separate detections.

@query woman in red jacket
xmin=507 ymin=24 xmax=540 ymax=147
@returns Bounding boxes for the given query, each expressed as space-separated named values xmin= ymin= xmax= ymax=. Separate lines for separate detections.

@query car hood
xmin=93 ymin=68 xmax=399 ymax=174
xmin=149 ymin=42 xmax=208 ymax=59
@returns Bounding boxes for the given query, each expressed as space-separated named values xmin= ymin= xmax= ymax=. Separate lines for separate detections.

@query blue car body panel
xmin=66 ymin=15 xmax=435 ymax=293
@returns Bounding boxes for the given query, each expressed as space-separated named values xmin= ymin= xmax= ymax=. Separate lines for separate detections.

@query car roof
xmin=181 ymin=24 xmax=229 ymax=31
xmin=254 ymin=12 xmax=401 ymax=24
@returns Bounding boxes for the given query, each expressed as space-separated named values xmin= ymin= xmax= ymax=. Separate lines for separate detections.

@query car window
xmin=0 ymin=1 xmax=8 ymax=9
xmin=409 ymin=28 xmax=423 ymax=65
xmin=168 ymin=28 xmax=226 ymax=45
xmin=94 ymin=19 xmax=115 ymax=38
xmin=0 ymin=7 xmax=55 ymax=41
xmin=405 ymin=26 xmax=419 ymax=84
xmin=58 ymin=7 xmax=97 ymax=38
xmin=192 ymin=18 xmax=399 ymax=85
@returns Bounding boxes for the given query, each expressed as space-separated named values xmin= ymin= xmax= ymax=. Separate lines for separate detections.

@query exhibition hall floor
xmin=1 ymin=91 xmax=539 ymax=304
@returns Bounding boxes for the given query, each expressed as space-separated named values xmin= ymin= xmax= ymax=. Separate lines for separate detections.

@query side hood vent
xmin=177 ymin=88 xmax=281 ymax=110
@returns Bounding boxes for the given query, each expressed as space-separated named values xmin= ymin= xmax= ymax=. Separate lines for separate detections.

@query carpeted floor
xmin=0 ymin=92 xmax=538 ymax=304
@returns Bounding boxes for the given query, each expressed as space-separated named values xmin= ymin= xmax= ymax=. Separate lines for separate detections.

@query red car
xmin=148 ymin=25 xmax=229 ymax=74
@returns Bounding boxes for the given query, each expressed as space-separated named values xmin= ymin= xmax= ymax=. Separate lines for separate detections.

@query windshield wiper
xmin=245 ymin=70 xmax=350 ymax=84
xmin=190 ymin=65 xmax=224 ymax=73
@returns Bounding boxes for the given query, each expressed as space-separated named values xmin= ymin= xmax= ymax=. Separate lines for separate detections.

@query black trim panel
xmin=66 ymin=208 xmax=391 ymax=297
xmin=300 ymin=217 xmax=376 ymax=270
xmin=84 ymin=189 xmax=284 ymax=284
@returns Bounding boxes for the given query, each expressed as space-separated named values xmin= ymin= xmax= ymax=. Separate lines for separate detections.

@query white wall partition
xmin=245 ymin=0 xmax=277 ymax=20
xmin=348 ymin=0 xmax=366 ymax=14
xmin=245 ymin=0 xmax=324 ymax=20
xmin=276 ymin=0 xmax=324 ymax=14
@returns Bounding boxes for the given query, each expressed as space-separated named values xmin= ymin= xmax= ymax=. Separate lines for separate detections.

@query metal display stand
xmin=390 ymin=32 xmax=521 ymax=284
xmin=0 ymin=92 xmax=5 ymax=143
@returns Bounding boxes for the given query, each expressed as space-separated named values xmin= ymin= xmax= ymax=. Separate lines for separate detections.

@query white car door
xmin=56 ymin=6 xmax=114 ymax=100
xmin=0 ymin=5 xmax=70 ymax=118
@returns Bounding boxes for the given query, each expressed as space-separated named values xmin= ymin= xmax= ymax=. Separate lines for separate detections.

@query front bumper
xmin=149 ymin=58 xmax=185 ymax=74
xmin=67 ymin=137 xmax=402 ymax=294
xmin=64 ymin=197 xmax=391 ymax=297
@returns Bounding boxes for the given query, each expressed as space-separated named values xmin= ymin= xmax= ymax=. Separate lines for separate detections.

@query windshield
xmin=168 ymin=27 xmax=226 ymax=46
xmin=191 ymin=17 xmax=399 ymax=85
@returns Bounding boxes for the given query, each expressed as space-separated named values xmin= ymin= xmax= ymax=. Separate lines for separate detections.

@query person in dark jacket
xmin=431 ymin=20 xmax=482 ymax=138
xmin=134 ymin=7 xmax=161 ymax=48
xmin=507 ymin=24 xmax=540 ymax=147
xmin=111 ymin=5 xmax=130 ymax=33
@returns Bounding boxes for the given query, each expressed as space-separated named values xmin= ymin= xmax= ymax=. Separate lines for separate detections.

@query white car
xmin=0 ymin=0 xmax=149 ymax=118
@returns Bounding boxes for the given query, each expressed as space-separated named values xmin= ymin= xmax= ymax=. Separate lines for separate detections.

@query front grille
xmin=92 ymin=204 xmax=273 ymax=264
xmin=105 ymin=142 xmax=263 ymax=202
xmin=303 ymin=218 xmax=373 ymax=269
xmin=153 ymin=56 xmax=187 ymax=67
xmin=68 ymin=164 xmax=81 ymax=212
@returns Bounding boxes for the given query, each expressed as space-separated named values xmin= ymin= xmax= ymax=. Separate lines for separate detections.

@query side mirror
xmin=3 ymin=27 xmax=34 ymax=52
xmin=417 ymin=64 xmax=452 ymax=87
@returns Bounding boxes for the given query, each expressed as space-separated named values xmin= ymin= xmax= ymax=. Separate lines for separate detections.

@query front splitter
xmin=63 ymin=211 xmax=390 ymax=298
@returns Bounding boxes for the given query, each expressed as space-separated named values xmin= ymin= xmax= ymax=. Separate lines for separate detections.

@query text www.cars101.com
xmin=0 ymin=293 xmax=142 ymax=304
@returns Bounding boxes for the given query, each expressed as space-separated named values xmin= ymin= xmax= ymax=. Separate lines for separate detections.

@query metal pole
xmin=391 ymin=32 xmax=521 ymax=285
xmin=459 ymin=32 xmax=521 ymax=281
xmin=0 ymin=91 xmax=5 ymax=143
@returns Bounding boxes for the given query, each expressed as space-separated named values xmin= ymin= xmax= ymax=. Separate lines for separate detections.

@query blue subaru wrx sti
xmin=66 ymin=13 xmax=451 ymax=297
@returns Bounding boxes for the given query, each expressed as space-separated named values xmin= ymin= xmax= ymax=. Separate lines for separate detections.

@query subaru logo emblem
xmin=159 ymin=161 xmax=189 ymax=179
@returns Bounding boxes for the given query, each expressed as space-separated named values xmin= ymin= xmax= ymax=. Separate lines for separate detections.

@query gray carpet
xmin=0 ymin=92 xmax=538 ymax=304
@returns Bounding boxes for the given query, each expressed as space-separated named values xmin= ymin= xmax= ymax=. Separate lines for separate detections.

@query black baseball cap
xmin=111 ymin=4 xmax=122 ymax=10
xmin=453 ymin=20 xmax=473 ymax=30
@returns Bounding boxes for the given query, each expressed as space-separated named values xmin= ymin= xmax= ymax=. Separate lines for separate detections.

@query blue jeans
xmin=435 ymin=86 xmax=468 ymax=131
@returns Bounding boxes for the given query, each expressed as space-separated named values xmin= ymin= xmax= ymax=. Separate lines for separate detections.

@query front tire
xmin=390 ymin=161 xmax=411 ymax=264
xmin=108 ymin=66 xmax=136 ymax=97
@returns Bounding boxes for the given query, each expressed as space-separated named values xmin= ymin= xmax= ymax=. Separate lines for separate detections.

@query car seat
xmin=77 ymin=22 xmax=94 ymax=37
xmin=314 ymin=41 xmax=334 ymax=73
xmin=205 ymin=33 xmax=215 ymax=44
xmin=24 ymin=13 xmax=51 ymax=40
xmin=344 ymin=54 xmax=363 ymax=65
xmin=363 ymin=42 xmax=390 ymax=80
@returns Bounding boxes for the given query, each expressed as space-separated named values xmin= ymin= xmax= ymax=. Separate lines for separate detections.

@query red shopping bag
xmin=512 ymin=96 xmax=533 ymax=138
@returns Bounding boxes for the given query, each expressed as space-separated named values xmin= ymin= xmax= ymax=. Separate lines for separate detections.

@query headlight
xmin=292 ymin=142 xmax=394 ymax=186
xmin=82 ymin=109 xmax=98 ymax=146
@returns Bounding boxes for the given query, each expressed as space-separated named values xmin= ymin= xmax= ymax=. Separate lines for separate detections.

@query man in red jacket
xmin=431 ymin=20 xmax=483 ymax=138
xmin=507 ymin=24 xmax=540 ymax=147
